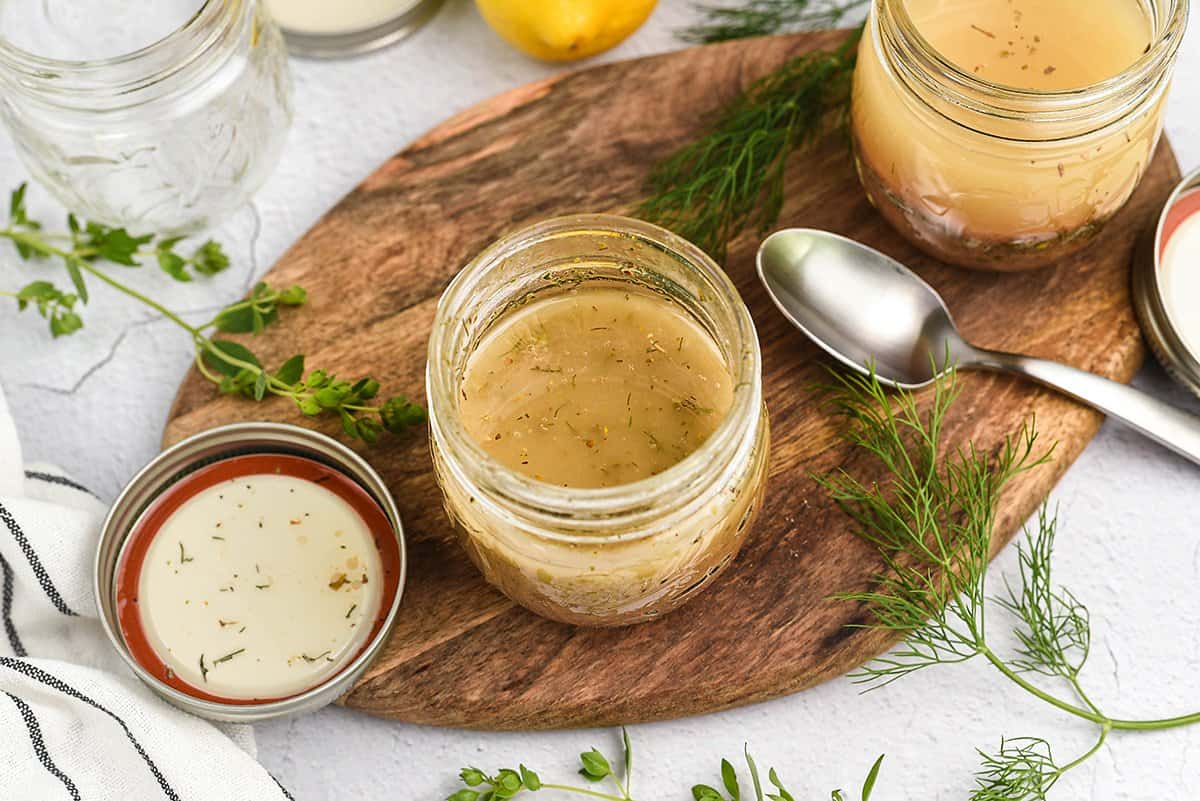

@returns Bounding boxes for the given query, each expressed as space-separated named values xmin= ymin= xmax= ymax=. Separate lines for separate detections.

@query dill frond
xmin=817 ymin=367 xmax=1051 ymax=688
xmin=635 ymin=29 xmax=861 ymax=261
xmin=681 ymin=0 xmax=870 ymax=44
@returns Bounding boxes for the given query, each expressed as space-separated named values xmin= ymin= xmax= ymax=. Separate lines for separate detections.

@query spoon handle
xmin=971 ymin=349 xmax=1200 ymax=466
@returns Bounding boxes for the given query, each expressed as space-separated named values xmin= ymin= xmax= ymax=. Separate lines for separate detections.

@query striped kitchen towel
xmin=0 ymin=385 xmax=293 ymax=800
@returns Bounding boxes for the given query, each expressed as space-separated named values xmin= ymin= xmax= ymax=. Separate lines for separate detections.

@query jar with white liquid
xmin=0 ymin=0 xmax=292 ymax=233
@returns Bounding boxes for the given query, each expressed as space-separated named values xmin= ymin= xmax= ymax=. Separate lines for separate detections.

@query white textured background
xmin=3 ymin=1 xmax=1200 ymax=799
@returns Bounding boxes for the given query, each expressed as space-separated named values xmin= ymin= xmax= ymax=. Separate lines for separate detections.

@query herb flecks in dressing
xmin=137 ymin=473 xmax=382 ymax=700
xmin=907 ymin=0 xmax=1150 ymax=90
xmin=460 ymin=287 xmax=734 ymax=489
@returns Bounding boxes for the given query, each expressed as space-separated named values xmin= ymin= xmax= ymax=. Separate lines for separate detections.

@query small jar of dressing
xmin=852 ymin=0 xmax=1187 ymax=270
xmin=427 ymin=215 xmax=769 ymax=627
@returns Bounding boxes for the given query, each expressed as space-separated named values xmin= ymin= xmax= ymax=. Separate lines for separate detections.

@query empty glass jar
xmin=0 ymin=0 xmax=292 ymax=233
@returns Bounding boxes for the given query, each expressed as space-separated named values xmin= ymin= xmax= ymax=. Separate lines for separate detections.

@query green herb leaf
xmin=191 ymin=240 xmax=230 ymax=275
xmin=693 ymin=785 xmax=725 ymax=801
xmin=518 ymin=765 xmax=540 ymax=791
xmin=380 ymin=395 xmax=426 ymax=433
xmin=722 ymin=759 xmax=740 ymax=800
xmin=278 ymin=284 xmax=307 ymax=305
xmin=447 ymin=791 xmax=479 ymax=801
xmin=622 ymin=727 xmax=633 ymax=794
xmin=14 ymin=279 xmax=82 ymax=335
xmin=744 ymin=749 xmax=764 ymax=801
xmin=861 ymin=755 xmax=884 ymax=801
xmin=63 ymin=258 xmax=89 ymax=303
xmin=768 ymin=767 xmax=795 ymax=801
xmin=459 ymin=768 xmax=486 ymax=787
xmin=9 ymin=183 xmax=29 ymax=224
xmin=275 ymin=354 xmax=305 ymax=386
xmin=156 ymin=249 xmax=192 ymax=282
xmin=83 ymin=222 xmax=153 ymax=266
xmin=253 ymin=371 xmax=268 ymax=401
xmin=203 ymin=340 xmax=262 ymax=378
xmin=578 ymin=749 xmax=612 ymax=782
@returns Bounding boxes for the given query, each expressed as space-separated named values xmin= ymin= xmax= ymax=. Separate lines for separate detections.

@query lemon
xmin=476 ymin=0 xmax=657 ymax=62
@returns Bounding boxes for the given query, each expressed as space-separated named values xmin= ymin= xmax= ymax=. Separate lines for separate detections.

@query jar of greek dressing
xmin=427 ymin=215 xmax=769 ymax=627
xmin=851 ymin=0 xmax=1187 ymax=270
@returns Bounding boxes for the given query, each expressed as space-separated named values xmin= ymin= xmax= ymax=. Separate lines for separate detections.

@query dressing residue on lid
xmin=133 ymin=471 xmax=384 ymax=701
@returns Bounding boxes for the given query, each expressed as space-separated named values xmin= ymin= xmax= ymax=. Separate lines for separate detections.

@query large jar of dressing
xmin=852 ymin=0 xmax=1187 ymax=270
xmin=427 ymin=215 xmax=768 ymax=626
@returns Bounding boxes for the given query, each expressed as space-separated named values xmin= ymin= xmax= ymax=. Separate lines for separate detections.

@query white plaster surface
xmin=3 ymin=1 xmax=1200 ymax=798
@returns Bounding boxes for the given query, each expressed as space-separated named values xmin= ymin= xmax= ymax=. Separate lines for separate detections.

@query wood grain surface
xmin=164 ymin=29 xmax=1180 ymax=729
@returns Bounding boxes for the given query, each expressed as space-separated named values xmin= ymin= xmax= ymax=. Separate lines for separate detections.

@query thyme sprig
xmin=822 ymin=368 xmax=1200 ymax=798
xmin=636 ymin=30 xmax=860 ymax=260
xmin=682 ymin=0 xmax=869 ymax=44
xmin=447 ymin=729 xmax=884 ymax=801
xmin=1 ymin=184 xmax=424 ymax=442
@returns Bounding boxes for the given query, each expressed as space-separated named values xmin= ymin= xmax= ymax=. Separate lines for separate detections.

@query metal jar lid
xmin=1133 ymin=166 xmax=1200 ymax=398
xmin=94 ymin=422 xmax=406 ymax=722
xmin=274 ymin=0 xmax=444 ymax=59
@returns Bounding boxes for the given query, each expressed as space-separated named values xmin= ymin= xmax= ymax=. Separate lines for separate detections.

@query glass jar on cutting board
xmin=851 ymin=0 xmax=1188 ymax=270
xmin=427 ymin=215 xmax=770 ymax=627
xmin=0 ymin=0 xmax=291 ymax=234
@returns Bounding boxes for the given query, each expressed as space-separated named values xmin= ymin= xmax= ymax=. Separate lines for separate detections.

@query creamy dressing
xmin=264 ymin=0 xmax=423 ymax=34
xmin=460 ymin=286 xmax=734 ymax=489
xmin=137 ymin=473 xmax=382 ymax=700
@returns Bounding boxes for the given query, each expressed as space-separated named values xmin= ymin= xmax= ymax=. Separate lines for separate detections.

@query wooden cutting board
xmin=164 ymin=29 xmax=1179 ymax=729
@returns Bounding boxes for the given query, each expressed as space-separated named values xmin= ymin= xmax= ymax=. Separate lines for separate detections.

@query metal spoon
xmin=756 ymin=228 xmax=1200 ymax=466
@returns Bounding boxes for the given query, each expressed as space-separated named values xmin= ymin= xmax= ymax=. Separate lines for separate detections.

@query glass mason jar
xmin=427 ymin=215 xmax=769 ymax=627
xmin=851 ymin=0 xmax=1187 ymax=271
xmin=0 ymin=0 xmax=292 ymax=233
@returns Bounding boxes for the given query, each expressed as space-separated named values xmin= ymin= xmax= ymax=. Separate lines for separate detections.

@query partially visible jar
xmin=0 ymin=0 xmax=292 ymax=233
xmin=851 ymin=0 xmax=1187 ymax=271
xmin=427 ymin=215 xmax=769 ymax=627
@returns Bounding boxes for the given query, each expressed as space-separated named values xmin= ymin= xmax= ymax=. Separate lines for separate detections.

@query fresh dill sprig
xmin=971 ymin=737 xmax=1061 ymax=801
xmin=636 ymin=30 xmax=860 ymax=260
xmin=681 ymin=0 xmax=869 ymax=44
xmin=447 ymin=730 xmax=884 ymax=801
xmin=1 ymin=183 xmax=425 ymax=442
xmin=819 ymin=367 xmax=1052 ymax=687
xmin=822 ymin=367 xmax=1200 ymax=798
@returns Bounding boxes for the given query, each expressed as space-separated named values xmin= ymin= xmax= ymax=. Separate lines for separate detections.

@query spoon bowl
xmin=755 ymin=228 xmax=1200 ymax=467
xmin=757 ymin=229 xmax=966 ymax=388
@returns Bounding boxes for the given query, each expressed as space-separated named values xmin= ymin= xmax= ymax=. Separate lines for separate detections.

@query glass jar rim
xmin=0 ymin=0 xmax=233 ymax=97
xmin=426 ymin=213 xmax=764 ymax=529
xmin=877 ymin=0 xmax=1188 ymax=121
